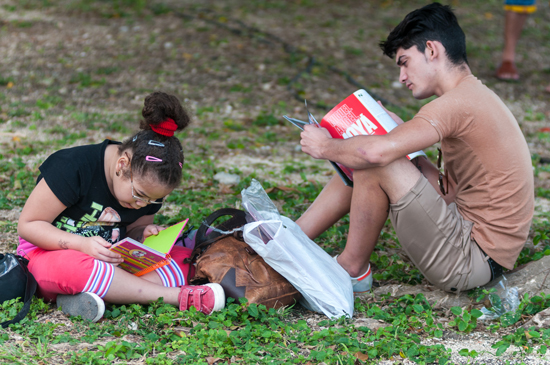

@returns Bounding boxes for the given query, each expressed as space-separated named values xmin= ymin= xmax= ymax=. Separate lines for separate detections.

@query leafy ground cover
xmin=1 ymin=0 xmax=550 ymax=363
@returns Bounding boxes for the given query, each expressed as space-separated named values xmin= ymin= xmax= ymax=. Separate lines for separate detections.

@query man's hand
xmin=80 ymin=236 xmax=123 ymax=264
xmin=378 ymin=100 xmax=404 ymax=126
xmin=300 ymin=124 xmax=333 ymax=159
xmin=143 ymin=224 xmax=165 ymax=240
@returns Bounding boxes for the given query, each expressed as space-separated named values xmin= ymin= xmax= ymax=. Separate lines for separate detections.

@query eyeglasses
xmin=130 ymin=171 xmax=163 ymax=205
xmin=437 ymin=148 xmax=448 ymax=196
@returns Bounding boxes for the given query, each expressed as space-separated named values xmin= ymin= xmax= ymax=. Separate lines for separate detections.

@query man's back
xmin=413 ymin=75 xmax=534 ymax=269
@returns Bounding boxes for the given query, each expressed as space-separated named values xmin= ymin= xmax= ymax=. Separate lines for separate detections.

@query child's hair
xmin=119 ymin=91 xmax=191 ymax=189
xmin=379 ymin=2 xmax=468 ymax=67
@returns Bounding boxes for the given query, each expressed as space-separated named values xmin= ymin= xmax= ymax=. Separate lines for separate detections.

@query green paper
xmin=143 ymin=219 xmax=189 ymax=254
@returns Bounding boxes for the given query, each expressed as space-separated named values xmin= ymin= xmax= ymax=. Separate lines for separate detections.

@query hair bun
xmin=140 ymin=91 xmax=191 ymax=133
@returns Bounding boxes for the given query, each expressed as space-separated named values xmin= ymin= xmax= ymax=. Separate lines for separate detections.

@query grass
xmin=1 ymin=0 xmax=550 ymax=363
xmin=3 ymin=291 xmax=550 ymax=364
xmin=2 ymin=130 xmax=549 ymax=362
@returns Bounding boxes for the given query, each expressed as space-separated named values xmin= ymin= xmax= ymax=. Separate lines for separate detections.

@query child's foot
xmin=496 ymin=60 xmax=520 ymax=81
xmin=56 ymin=292 xmax=105 ymax=322
xmin=178 ymin=283 xmax=225 ymax=315
xmin=333 ymin=255 xmax=373 ymax=293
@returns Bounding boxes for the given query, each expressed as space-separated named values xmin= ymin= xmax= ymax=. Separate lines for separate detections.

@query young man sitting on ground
xmin=297 ymin=2 xmax=534 ymax=293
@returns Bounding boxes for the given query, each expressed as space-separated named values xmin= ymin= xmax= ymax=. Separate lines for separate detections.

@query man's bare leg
xmin=297 ymin=155 xmax=449 ymax=279
xmin=332 ymin=158 xmax=423 ymax=277
xmin=503 ymin=11 xmax=528 ymax=64
xmin=497 ymin=11 xmax=529 ymax=80
xmin=297 ymin=174 xmax=353 ymax=240
xmin=335 ymin=167 xmax=389 ymax=277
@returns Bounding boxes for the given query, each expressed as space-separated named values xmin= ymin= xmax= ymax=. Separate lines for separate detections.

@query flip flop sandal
xmin=496 ymin=60 xmax=520 ymax=81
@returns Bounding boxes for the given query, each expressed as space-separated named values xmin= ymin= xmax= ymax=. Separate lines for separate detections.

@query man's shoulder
xmin=419 ymin=75 xmax=489 ymax=113
xmin=445 ymin=75 xmax=493 ymax=100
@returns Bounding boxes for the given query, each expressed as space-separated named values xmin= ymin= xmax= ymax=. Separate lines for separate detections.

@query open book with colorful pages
xmin=283 ymin=90 xmax=426 ymax=187
xmin=109 ymin=219 xmax=189 ymax=276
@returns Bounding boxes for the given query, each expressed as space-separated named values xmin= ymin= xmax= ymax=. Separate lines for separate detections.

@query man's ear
xmin=425 ymin=40 xmax=440 ymax=61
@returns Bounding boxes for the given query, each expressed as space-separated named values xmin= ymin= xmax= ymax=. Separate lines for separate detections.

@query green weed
xmin=229 ymin=84 xmax=252 ymax=93
xmin=492 ymin=327 xmax=550 ymax=357
xmin=516 ymin=219 xmax=550 ymax=267
xmin=69 ymin=72 xmax=106 ymax=88
xmin=0 ymin=157 xmax=37 ymax=209
xmin=252 ymin=113 xmax=280 ymax=127
xmin=448 ymin=306 xmax=483 ymax=332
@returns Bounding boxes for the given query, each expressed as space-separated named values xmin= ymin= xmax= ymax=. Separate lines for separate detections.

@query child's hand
xmin=82 ymin=236 xmax=123 ymax=264
xmin=143 ymin=224 xmax=165 ymax=240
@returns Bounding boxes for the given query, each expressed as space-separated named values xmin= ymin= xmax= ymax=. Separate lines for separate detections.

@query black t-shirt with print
xmin=38 ymin=139 xmax=161 ymax=243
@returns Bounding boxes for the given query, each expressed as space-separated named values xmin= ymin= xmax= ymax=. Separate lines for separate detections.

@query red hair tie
xmin=150 ymin=118 xmax=177 ymax=137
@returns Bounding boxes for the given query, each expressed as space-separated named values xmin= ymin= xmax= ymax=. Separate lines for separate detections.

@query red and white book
xmin=284 ymin=89 xmax=425 ymax=187
xmin=109 ymin=219 xmax=188 ymax=276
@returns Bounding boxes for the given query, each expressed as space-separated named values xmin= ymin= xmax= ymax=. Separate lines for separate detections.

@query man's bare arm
xmin=300 ymin=117 xmax=440 ymax=169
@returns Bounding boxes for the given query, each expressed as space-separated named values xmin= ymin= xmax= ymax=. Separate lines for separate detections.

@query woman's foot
xmin=178 ymin=283 xmax=225 ymax=315
xmin=496 ymin=60 xmax=520 ymax=81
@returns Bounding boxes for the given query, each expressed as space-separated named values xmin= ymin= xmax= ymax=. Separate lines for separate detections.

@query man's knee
xmin=353 ymin=158 xmax=422 ymax=204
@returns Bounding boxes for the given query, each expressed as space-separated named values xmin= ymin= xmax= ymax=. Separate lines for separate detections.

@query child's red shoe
xmin=178 ymin=283 xmax=225 ymax=315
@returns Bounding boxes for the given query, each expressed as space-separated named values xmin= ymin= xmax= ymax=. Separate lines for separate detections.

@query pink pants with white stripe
xmin=24 ymin=246 xmax=194 ymax=302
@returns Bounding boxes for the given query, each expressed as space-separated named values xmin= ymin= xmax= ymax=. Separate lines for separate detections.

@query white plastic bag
xmin=241 ymin=180 xmax=354 ymax=318
xmin=478 ymin=276 xmax=520 ymax=321
xmin=243 ymin=218 xmax=354 ymax=318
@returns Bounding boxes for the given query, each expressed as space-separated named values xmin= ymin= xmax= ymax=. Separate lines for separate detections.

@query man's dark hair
xmin=379 ymin=2 xmax=468 ymax=66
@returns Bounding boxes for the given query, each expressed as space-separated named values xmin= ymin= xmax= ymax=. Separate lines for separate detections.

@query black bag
xmin=0 ymin=253 xmax=37 ymax=328
xmin=185 ymin=208 xmax=301 ymax=309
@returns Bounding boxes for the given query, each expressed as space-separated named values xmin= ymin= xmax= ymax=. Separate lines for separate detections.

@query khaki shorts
xmin=389 ymin=175 xmax=491 ymax=292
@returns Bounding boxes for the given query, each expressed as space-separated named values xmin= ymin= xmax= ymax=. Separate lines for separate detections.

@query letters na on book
xmin=109 ymin=219 xmax=188 ymax=276
xmin=284 ymin=89 xmax=426 ymax=187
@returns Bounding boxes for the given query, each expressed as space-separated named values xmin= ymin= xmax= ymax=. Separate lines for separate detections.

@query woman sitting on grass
xmin=17 ymin=91 xmax=225 ymax=322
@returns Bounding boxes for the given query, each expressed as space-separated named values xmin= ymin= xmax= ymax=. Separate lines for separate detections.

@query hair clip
xmin=146 ymin=156 xmax=162 ymax=162
xmin=132 ymin=136 xmax=138 ymax=142
xmin=148 ymin=140 xmax=165 ymax=147
xmin=179 ymin=162 xmax=183 ymax=168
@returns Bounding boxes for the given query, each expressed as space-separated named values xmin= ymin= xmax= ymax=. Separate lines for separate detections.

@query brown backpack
xmin=185 ymin=208 xmax=301 ymax=309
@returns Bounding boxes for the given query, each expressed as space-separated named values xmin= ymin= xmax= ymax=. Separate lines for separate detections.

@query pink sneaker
xmin=178 ymin=283 xmax=225 ymax=315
